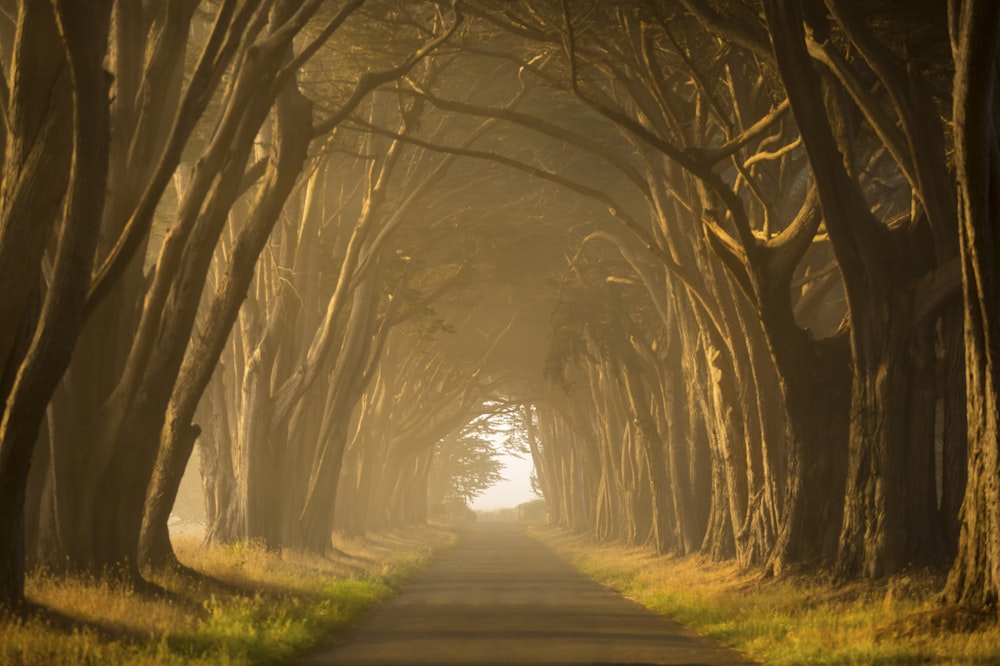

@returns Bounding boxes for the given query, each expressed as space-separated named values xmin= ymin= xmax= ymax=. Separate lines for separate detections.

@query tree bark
xmin=0 ymin=0 xmax=112 ymax=606
xmin=139 ymin=67 xmax=313 ymax=568
xmin=763 ymin=0 xmax=946 ymax=578
xmin=944 ymin=0 xmax=1000 ymax=612
xmin=0 ymin=2 xmax=73 ymax=388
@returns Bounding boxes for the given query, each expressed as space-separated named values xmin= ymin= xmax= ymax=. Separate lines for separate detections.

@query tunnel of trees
xmin=1 ymin=0 xmax=999 ymax=617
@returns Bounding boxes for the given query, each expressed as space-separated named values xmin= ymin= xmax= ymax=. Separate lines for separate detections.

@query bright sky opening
xmin=470 ymin=452 xmax=536 ymax=511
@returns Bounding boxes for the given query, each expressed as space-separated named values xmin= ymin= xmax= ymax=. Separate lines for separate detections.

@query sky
xmin=470 ymin=451 xmax=537 ymax=510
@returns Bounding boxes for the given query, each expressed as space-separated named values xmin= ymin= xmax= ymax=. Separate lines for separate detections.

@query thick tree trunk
xmin=663 ymin=376 xmax=700 ymax=553
xmin=36 ymin=0 xmax=199 ymax=573
xmin=534 ymin=408 xmax=564 ymax=526
xmin=940 ymin=308 xmax=968 ymax=553
xmin=0 ymin=3 xmax=73 ymax=382
xmin=763 ymin=0 xmax=946 ymax=578
xmin=620 ymin=352 xmax=672 ymax=553
xmin=296 ymin=274 xmax=380 ymax=548
xmin=201 ymin=363 xmax=240 ymax=545
xmin=139 ymin=77 xmax=313 ymax=567
xmin=0 ymin=0 xmax=112 ymax=605
xmin=945 ymin=0 xmax=1000 ymax=612
xmin=138 ymin=423 xmax=200 ymax=567
xmin=695 ymin=347 xmax=736 ymax=561
xmin=767 ymin=334 xmax=850 ymax=573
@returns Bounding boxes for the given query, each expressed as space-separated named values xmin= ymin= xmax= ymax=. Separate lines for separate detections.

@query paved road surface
xmin=302 ymin=523 xmax=753 ymax=665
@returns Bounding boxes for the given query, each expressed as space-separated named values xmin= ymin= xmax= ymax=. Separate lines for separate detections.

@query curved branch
xmin=398 ymin=86 xmax=652 ymax=200
xmin=678 ymin=0 xmax=774 ymax=62
xmin=311 ymin=4 xmax=462 ymax=137
xmin=347 ymin=116 xmax=676 ymax=276
xmin=579 ymin=230 xmax=729 ymax=349
xmin=702 ymin=99 xmax=791 ymax=164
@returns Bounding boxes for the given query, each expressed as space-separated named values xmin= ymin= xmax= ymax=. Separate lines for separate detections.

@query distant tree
xmin=428 ymin=415 xmax=507 ymax=509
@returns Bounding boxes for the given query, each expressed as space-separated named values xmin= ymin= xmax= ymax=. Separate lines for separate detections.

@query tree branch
xmin=311 ymin=3 xmax=462 ymax=137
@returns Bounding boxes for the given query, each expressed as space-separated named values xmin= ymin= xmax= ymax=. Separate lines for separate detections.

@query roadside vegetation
xmin=4 ymin=0 xmax=1000 ymax=646
xmin=536 ymin=527 xmax=1000 ymax=665
xmin=0 ymin=526 xmax=452 ymax=666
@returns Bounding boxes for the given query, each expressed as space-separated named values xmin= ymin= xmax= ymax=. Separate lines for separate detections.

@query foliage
xmin=428 ymin=399 xmax=539 ymax=508
xmin=428 ymin=413 xmax=507 ymax=507
xmin=529 ymin=470 xmax=543 ymax=498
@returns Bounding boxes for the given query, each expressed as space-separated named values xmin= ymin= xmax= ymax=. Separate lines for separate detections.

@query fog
xmin=2 ymin=3 xmax=997 ymax=653
xmin=470 ymin=451 xmax=537 ymax=512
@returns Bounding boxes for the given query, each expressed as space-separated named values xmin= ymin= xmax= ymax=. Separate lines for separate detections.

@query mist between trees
xmin=0 ymin=0 xmax=998 ymax=620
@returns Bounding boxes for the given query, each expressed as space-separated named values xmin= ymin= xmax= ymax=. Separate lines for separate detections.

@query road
xmin=301 ymin=523 xmax=753 ymax=665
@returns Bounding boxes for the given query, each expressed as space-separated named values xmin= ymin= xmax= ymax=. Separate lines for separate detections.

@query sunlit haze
xmin=470 ymin=452 xmax=536 ymax=511
xmin=3 ymin=2 xmax=995 ymax=663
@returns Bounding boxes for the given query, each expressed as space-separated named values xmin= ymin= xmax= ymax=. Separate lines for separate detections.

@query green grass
xmin=533 ymin=527 xmax=1000 ymax=665
xmin=0 ymin=526 xmax=453 ymax=665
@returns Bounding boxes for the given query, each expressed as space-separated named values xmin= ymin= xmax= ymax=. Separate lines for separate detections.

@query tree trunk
xmin=201 ymin=353 xmax=240 ymax=545
xmin=767 ymin=334 xmax=850 ymax=573
xmin=36 ymin=0 xmax=200 ymax=574
xmin=0 ymin=2 xmax=73 ymax=382
xmin=139 ymin=75 xmax=313 ymax=567
xmin=296 ymin=272 xmax=381 ymax=548
xmin=0 ymin=0 xmax=113 ymax=605
xmin=945 ymin=0 xmax=1000 ymax=611
xmin=763 ymin=0 xmax=945 ymax=578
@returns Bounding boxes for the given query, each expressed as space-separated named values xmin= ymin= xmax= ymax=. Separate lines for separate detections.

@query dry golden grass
xmin=533 ymin=526 xmax=1000 ymax=665
xmin=0 ymin=525 xmax=454 ymax=665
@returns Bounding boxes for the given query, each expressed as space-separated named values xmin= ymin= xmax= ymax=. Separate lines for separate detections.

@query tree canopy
xmin=0 ymin=0 xmax=999 ymax=620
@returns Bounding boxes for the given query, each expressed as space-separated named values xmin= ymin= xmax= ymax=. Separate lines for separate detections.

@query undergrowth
xmin=0 ymin=526 xmax=453 ymax=665
xmin=533 ymin=526 xmax=1000 ymax=665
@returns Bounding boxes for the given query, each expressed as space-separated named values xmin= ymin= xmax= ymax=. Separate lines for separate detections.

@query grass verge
xmin=0 ymin=525 xmax=453 ymax=665
xmin=532 ymin=526 xmax=1000 ymax=665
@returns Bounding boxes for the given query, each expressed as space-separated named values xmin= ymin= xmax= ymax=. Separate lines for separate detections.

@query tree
xmin=32 ymin=0 xmax=256 ymax=574
xmin=944 ymin=0 xmax=1000 ymax=612
xmin=437 ymin=0 xmax=964 ymax=580
xmin=428 ymin=415 xmax=506 ymax=509
xmin=49 ymin=0 xmax=367 ymax=580
xmin=760 ymin=0 xmax=958 ymax=578
xmin=4 ymin=0 xmax=998 ymax=619
xmin=0 ymin=0 xmax=114 ymax=607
